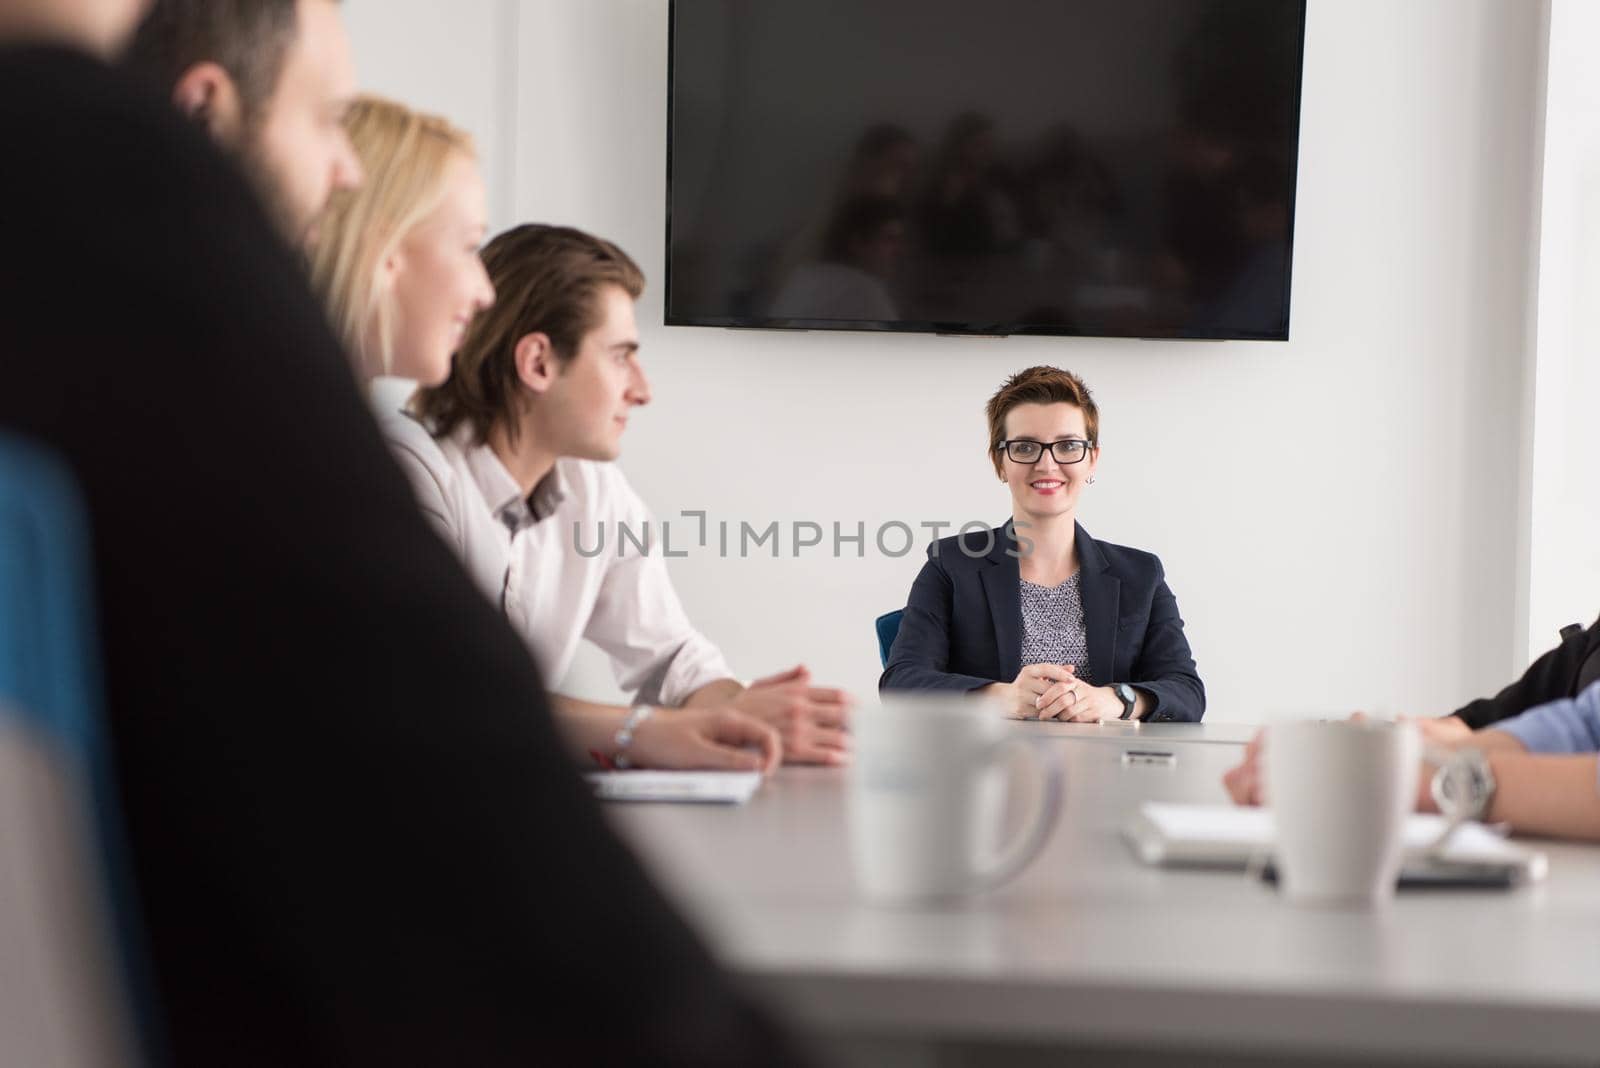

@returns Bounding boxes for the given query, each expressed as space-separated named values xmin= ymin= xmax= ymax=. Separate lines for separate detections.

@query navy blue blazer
xmin=879 ymin=522 xmax=1205 ymax=722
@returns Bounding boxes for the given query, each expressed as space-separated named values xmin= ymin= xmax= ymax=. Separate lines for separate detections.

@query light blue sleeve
xmin=1495 ymin=679 xmax=1600 ymax=755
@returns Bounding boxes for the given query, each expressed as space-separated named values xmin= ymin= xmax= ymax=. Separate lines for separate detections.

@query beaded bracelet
xmin=611 ymin=705 xmax=655 ymax=769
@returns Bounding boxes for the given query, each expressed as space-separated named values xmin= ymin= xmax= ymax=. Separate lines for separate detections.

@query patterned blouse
xmin=1018 ymin=574 xmax=1093 ymax=683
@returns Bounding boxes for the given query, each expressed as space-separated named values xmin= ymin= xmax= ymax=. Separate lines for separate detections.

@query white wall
xmin=1525 ymin=0 xmax=1600 ymax=663
xmin=351 ymin=0 xmax=1549 ymax=723
xmin=343 ymin=0 xmax=521 ymax=230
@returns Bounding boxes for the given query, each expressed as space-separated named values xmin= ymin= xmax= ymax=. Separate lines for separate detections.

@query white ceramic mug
xmin=849 ymin=693 xmax=1064 ymax=902
xmin=1266 ymin=719 xmax=1420 ymax=906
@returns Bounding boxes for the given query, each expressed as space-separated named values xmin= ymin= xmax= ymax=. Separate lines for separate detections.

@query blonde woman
xmin=313 ymin=97 xmax=786 ymax=771
xmin=310 ymin=94 xmax=495 ymax=384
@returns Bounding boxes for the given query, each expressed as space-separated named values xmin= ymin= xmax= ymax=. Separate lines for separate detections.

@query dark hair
xmin=937 ymin=112 xmax=995 ymax=166
xmin=985 ymin=366 xmax=1100 ymax=476
xmin=413 ymin=225 xmax=645 ymax=445
xmin=822 ymin=196 xmax=905 ymax=263
xmin=125 ymin=0 xmax=316 ymax=121
xmin=853 ymin=123 xmax=915 ymax=163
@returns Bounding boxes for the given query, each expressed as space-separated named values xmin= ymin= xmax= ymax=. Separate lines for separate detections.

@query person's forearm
xmin=1486 ymin=753 xmax=1600 ymax=841
xmin=1471 ymin=728 xmax=1529 ymax=753
xmin=684 ymin=678 xmax=743 ymax=707
xmin=978 ymin=681 xmax=1024 ymax=707
xmin=549 ymin=693 xmax=634 ymax=764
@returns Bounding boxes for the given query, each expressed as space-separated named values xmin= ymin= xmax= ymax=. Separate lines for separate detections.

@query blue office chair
xmin=0 ymin=433 xmax=160 ymax=1065
xmin=875 ymin=609 xmax=904 ymax=668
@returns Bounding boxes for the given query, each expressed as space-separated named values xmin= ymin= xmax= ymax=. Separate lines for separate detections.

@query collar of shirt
xmin=457 ymin=431 xmax=569 ymax=537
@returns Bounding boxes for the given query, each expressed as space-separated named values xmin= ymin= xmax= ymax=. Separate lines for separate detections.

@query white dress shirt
xmin=378 ymin=401 xmax=734 ymax=707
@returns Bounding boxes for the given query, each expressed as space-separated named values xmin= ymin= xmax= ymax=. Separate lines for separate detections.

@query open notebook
xmin=1125 ymin=802 xmax=1548 ymax=886
xmin=585 ymin=770 xmax=763 ymax=804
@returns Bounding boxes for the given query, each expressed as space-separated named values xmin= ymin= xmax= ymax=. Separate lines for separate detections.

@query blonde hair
xmin=310 ymin=94 xmax=476 ymax=376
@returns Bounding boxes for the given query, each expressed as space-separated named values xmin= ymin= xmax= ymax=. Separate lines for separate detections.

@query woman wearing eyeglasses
xmin=880 ymin=365 xmax=1205 ymax=722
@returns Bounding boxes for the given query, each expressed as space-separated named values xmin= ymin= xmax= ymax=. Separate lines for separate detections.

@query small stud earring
xmin=1087 ymin=475 xmax=1097 ymax=485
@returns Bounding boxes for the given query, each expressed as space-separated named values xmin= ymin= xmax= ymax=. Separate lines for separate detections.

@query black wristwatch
xmin=1115 ymin=683 xmax=1138 ymax=720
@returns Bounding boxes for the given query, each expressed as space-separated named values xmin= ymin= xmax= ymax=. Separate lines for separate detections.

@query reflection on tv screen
xmin=667 ymin=0 xmax=1306 ymax=340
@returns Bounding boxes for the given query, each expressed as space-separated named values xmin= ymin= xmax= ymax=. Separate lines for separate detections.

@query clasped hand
xmin=1001 ymin=663 xmax=1120 ymax=722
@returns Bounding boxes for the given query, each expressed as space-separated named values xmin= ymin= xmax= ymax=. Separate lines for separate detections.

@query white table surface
xmin=1011 ymin=717 xmax=1262 ymax=746
xmin=605 ymin=726 xmax=1600 ymax=1065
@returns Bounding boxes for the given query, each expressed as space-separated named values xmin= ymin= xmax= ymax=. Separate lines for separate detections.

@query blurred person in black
xmin=1159 ymin=0 xmax=1301 ymax=329
xmin=768 ymin=195 xmax=908 ymax=321
xmin=839 ymin=122 xmax=920 ymax=205
xmin=1199 ymin=152 xmax=1292 ymax=334
xmin=0 ymin=1 xmax=805 ymax=1064
xmin=1017 ymin=126 xmax=1122 ymax=280
xmin=920 ymin=112 xmax=1021 ymax=258
xmin=756 ymin=122 xmax=920 ymax=321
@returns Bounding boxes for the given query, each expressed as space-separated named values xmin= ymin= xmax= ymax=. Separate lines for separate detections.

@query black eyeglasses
xmin=997 ymin=439 xmax=1093 ymax=465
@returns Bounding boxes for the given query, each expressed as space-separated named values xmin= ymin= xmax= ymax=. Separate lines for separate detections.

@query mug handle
xmin=971 ymin=737 xmax=1065 ymax=892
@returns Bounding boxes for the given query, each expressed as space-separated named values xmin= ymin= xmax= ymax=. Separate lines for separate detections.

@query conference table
xmin=604 ymin=721 xmax=1600 ymax=1067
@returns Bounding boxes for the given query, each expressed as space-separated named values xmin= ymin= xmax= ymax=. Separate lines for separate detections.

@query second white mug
xmin=1266 ymin=718 xmax=1420 ymax=907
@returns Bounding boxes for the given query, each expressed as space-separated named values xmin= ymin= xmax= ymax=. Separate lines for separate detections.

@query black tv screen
xmin=667 ymin=0 xmax=1306 ymax=340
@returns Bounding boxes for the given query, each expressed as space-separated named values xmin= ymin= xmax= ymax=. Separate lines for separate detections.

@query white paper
xmin=585 ymin=769 xmax=763 ymax=804
xmin=1133 ymin=802 xmax=1541 ymax=869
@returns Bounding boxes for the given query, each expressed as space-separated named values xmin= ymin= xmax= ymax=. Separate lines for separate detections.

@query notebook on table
xmin=585 ymin=769 xmax=763 ymax=804
xmin=1124 ymin=802 xmax=1548 ymax=887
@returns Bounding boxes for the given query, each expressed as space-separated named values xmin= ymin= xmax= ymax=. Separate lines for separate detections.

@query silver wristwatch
xmin=1430 ymin=747 xmax=1497 ymax=822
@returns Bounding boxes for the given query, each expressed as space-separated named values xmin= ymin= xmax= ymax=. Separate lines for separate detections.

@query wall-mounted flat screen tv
xmin=667 ymin=0 xmax=1306 ymax=340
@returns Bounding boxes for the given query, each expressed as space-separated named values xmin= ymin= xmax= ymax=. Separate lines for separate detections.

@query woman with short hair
xmin=881 ymin=365 xmax=1206 ymax=723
